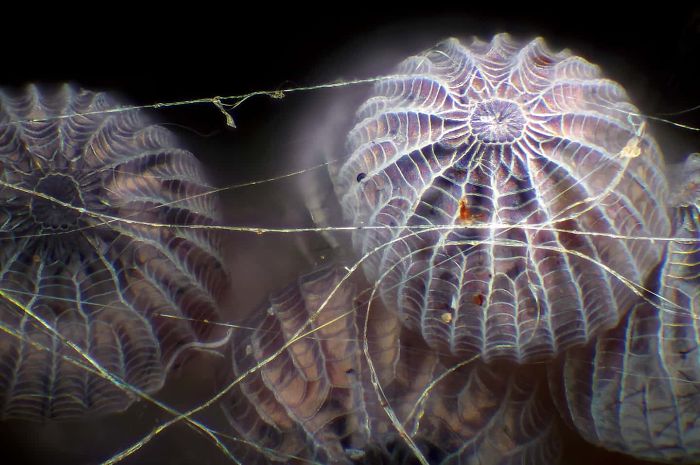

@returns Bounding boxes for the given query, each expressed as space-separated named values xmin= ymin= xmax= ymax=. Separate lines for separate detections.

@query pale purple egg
xmin=550 ymin=154 xmax=700 ymax=463
xmin=223 ymin=266 xmax=562 ymax=465
xmin=333 ymin=33 xmax=670 ymax=363
xmin=0 ymin=84 xmax=228 ymax=420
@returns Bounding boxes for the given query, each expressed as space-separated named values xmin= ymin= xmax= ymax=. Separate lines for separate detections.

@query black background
xmin=5 ymin=6 xmax=699 ymax=162
xmin=2 ymin=5 xmax=699 ymax=465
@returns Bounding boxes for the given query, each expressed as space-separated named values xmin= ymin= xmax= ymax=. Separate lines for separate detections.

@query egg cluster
xmin=1 ymin=34 xmax=698 ymax=465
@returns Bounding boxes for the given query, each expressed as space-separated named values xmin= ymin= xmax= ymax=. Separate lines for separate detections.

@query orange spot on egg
xmin=458 ymin=196 xmax=486 ymax=225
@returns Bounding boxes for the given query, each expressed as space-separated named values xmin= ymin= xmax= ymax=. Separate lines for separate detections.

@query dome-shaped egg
xmin=549 ymin=154 xmax=700 ymax=463
xmin=223 ymin=267 xmax=364 ymax=464
xmin=0 ymin=84 xmax=228 ymax=420
xmin=223 ymin=267 xmax=562 ymax=465
xmin=333 ymin=33 xmax=670 ymax=363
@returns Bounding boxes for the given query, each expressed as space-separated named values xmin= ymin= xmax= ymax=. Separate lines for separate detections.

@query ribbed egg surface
xmin=334 ymin=33 xmax=670 ymax=363
xmin=223 ymin=267 xmax=363 ymax=464
xmin=223 ymin=267 xmax=562 ymax=465
xmin=0 ymin=85 xmax=228 ymax=420
xmin=550 ymin=155 xmax=700 ymax=463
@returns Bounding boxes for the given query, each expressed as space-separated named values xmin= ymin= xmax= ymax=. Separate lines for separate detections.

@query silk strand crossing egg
xmin=223 ymin=267 xmax=562 ymax=465
xmin=550 ymin=154 xmax=700 ymax=463
xmin=0 ymin=32 xmax=693 ymax=465
xmin=0 ymin=84 xmax=228 ymax=420
xmin=332 ymin=33 xmax=671 ymax=363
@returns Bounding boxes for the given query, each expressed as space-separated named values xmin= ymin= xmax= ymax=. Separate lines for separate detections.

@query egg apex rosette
xmin=0 ymin=84 xmax=229 ymax=420
xmin=333 ymin=33 xmax=670 ymax=363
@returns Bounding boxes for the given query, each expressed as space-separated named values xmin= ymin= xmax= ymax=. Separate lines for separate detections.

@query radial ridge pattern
xmin=333 ymin=33 xmax=671 ymax=363
xmin=223 ymin=267 xmax=363 ymax=464
xmin=0 ymin=84 xmax=228 ymax=420
xmin=223 ymin=267 xmax=562 ymax=464
xmin=550 ymin=154 xmax=700 ymax=463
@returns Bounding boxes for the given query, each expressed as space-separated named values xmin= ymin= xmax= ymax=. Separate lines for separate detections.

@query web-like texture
xmin=550 ymin=154 xmax=700 ymax=463
xmin=333 ymin=34 xmax=671 ymax=363
xmin=224 ymin=267 xmax=363 ymax=464
xmin=223 ymin=267 xmax=561 ymax=464
xmin=0 ymin=33 xmax=697 ymax=465
xmin=0 ymin=85 xmax=228 ymax=420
